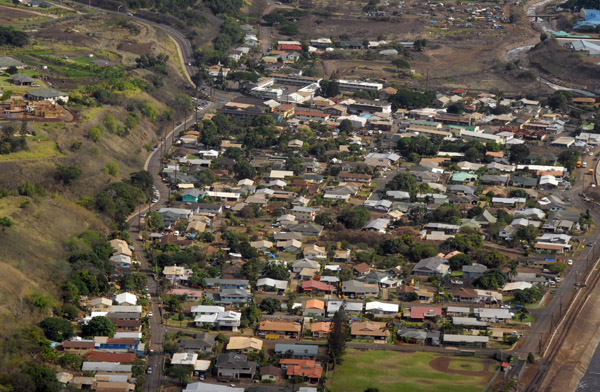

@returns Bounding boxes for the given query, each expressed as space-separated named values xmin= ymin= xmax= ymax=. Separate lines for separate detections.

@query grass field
xmin=328 ymin=350 xmax=494 ymax=392
xmin=0 ymin=140 xmax=65 ymax=162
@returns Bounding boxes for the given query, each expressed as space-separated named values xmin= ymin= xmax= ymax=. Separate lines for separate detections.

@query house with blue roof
xmin=574 ymin=9 xmax=600 ymax=30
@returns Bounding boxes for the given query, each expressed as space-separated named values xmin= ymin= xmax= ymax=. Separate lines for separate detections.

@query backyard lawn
xmin=327 ymin=350 xmax=496 ymax=392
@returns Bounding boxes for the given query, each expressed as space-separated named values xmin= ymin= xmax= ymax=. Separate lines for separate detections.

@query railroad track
xmin=525 ymin=257 xmax=600 ymax=391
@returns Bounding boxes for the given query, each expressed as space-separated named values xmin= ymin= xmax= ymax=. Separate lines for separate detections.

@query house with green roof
xmin=451 ymin=172 xmax=478 ymax=183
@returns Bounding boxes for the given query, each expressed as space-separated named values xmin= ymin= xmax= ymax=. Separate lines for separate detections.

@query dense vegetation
xmin=0 ymin=26 xmax=29 ymax=47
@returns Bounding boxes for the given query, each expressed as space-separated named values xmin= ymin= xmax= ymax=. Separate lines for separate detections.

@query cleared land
xmin=327 ymin=350 xmax=497 ymax=392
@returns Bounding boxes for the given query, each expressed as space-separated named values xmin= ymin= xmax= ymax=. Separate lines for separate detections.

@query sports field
xmin=328 ymin=350 xmax=497 ymax=392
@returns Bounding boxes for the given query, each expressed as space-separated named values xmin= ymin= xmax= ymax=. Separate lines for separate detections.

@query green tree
xmin=82 ymin=316 xmax=115 ymax=338
xmin=337 ymin=207 xmax=370 ymax=229
xmin=167 ymin=365 xmax=193 ymax=385
xmin=515 ymin=225 xmax=539 ymax=244
xmin=21 ymin=363 xmax=60 ymax=392
xmin=558 ymin=150 xmax=580 ymax=172
xmin=146 ymin=211 xmax=164 ymax=230
xmin=327 ymin=308 xmax=348 ymax=368
xmin=509 ymin=144 xmax=530 ymax=164
xmin=104 ymin=162 xmax=120 ymax=177
xmin=527 ymin=352 xmax=535 ymax=364
xmin=119 ymin=273 xmax=148 ymax=292
xmin=39 ymin=317 xmax=74 ymax=342
xmin=264 ymin=263 xmax=290 ymax=280
xmin=233 ymin=160 xmax=256 ymax=179
xmin=387 ymin=172 xmax=418 ymax=191
xmin=449 ymin=253 xmax=472 ymax=271
xmin=55 ymin=164 xmax=82 ymax=185
xmin=259 ymin=298 xmax=282 ymax=314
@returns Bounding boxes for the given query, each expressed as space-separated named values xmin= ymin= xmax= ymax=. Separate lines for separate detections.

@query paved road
xmin=124 ymin=101 xmax=222 ymax=390
xmin=515 ymin=149 xmax=600 ymax=359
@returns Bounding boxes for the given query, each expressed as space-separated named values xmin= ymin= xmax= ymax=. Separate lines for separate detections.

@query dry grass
xmin=0 ymin=196 xmax=106 ymax=335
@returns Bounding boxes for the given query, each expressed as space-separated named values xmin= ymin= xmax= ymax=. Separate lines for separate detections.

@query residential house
xmin=443 ymin=334 xmax=489 ymax=347
xmin=292 ymin=258 xmax=320 ymax=273
xmin=341 ymin=280 xmax=379 ymax=298
xmin=63 ymin=340 xmax=95 ymax=357
xmin=365 ymin=301 xmax=399 ymax=316
xmin=280 ymin=359 xmax=323 ymax=384
xmin=364 ymin=152 xmax=400 ymax=168
xmin=397 ymin=329 xmax=441 ymax=346
xmin=350 ymin=321 xmax=390 ymax=340
xmin=90 ymin=297 xmax=113 ymax=313
xmin=303 ymin=244 xmax=327 ymax=261
xmin=410 ymin=306 xmax=443 ymax=320
xmin=451 ymin=288 xmax=479 ymax=302
xmin=326 ymin=301 xmax=363 ymax=317
xmin=179 ymin=333 xmax=216 ymax=353
xmin=353 ymin=262 xmax=372 ymax=275
xmin=303 ymin=299 xmax=326 ymax=317
xmin=462 ymin=264 xmax=488 ymax=279
xmin=301 ymin=280 xmax=334 ymax=294
xmin=163 ymin=265 xmax=193 ymax=285
xmin=260 ymin=366 xmax=280 ymax=382
xmin=291 ymin=206 xmax=317 ymax=222
xmin=226 ymin=337 xmax=263 ymax=353
xmin=256 ymin=278 xmax=288 ymax=294
xmin=286 ymin=224 xmax=324 ymax=237
xmin=258 ymin=319 xmax=302 ymax=339
xmin=412 ymin=256 xmax=450 ymax=277
xmin=311 ymin=322 xmax=331 ymax=338
xmin=215 ymin=353 xmax=257 ymax=379
xmin=275 ymin=344 xmax=319 ymax=359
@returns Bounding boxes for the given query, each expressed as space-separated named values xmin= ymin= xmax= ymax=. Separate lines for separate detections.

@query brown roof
xmin=63 ymin=340 xmax=95 ymax=349
xmin=260 ymin=365 xmax=280 ymax=376
xmin=339 ymin=172 xmax=372 ymax=180
xmin=258 ymin=320 xmax=302 ymax=333
xmin=451 ymin=288 xmax=478 ymax=299
xmin=112 ymin=319 xmax=141 ymax=327
xmin=350 ymin=321 xmax=390 ymax=337
xmin=353 ymin=262 xmax=371 ymax=274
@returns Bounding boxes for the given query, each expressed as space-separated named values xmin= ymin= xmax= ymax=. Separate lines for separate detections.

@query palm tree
xmin=509 ymin=260 xmax=518 ymax=280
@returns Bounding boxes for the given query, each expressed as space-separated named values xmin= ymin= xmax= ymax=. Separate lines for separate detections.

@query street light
xmin=117 ymin=4 xmax=123 ymax=13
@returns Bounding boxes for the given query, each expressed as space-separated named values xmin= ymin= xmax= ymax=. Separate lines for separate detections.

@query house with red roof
xmin=410 ymin=306 xmax=443 ymax=320
xmin=86 ymin=352 xmax=137 ymax=363
xmin=280 ymin=359 xmax=323 ymax=383
xmin=301 ymin=280 xmax=334 ymax=294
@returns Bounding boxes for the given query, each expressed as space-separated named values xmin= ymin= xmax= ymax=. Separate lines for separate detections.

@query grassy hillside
xmin=0 ymin=12 xmax=195 ymax=336
xmin=0 ymin=195 xmax=107 ymax=335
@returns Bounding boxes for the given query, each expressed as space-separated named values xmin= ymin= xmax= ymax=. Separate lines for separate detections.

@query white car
xmin=567 ymin=259 xmax=573 ymax=265
xmin=148 ymin=312 xmax=153 ymax=317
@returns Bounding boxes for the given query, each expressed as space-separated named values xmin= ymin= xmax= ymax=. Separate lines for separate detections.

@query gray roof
xmin=26 ymin=88 xmax=68 ymax=98
xmin=182 ymin=189 xmax=202 ymax=198
xmin=11 ymin=73 xmax=33 ymax=83
xmin=462 ymin=264 xmax=488 ymax=273
xmin=362 ymin=218 xmax=390 ymax=231
xmin=215 ymin=353 xmax=256 ymax=370
xmin=274 ymin=344 xmax=318 ymax=357
xmin=179 ymin=334 xmax=217 ymax=349
xmin=205 ymin=278 xmax=249 ymax=287
xmin=81 ymin=362 xmax=133 ymax=372
xmin=342 ymin=280 xmax=379 ymax=294
xmin=0 ymin=56 xmax=23 ymax=68
xmin=512 ymin=176 xmax=538 ymax=187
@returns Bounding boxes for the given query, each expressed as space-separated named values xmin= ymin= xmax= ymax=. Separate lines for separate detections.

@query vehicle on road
xmin=587 ymin=242 xmax=593 ymax=247
xmin=568 ymin=259 xmax=573 ymax=265
xmin=147 ymin=365 xmax=152 ymax=374
xmin=148 ymin=312 xmax=153 ymax=317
